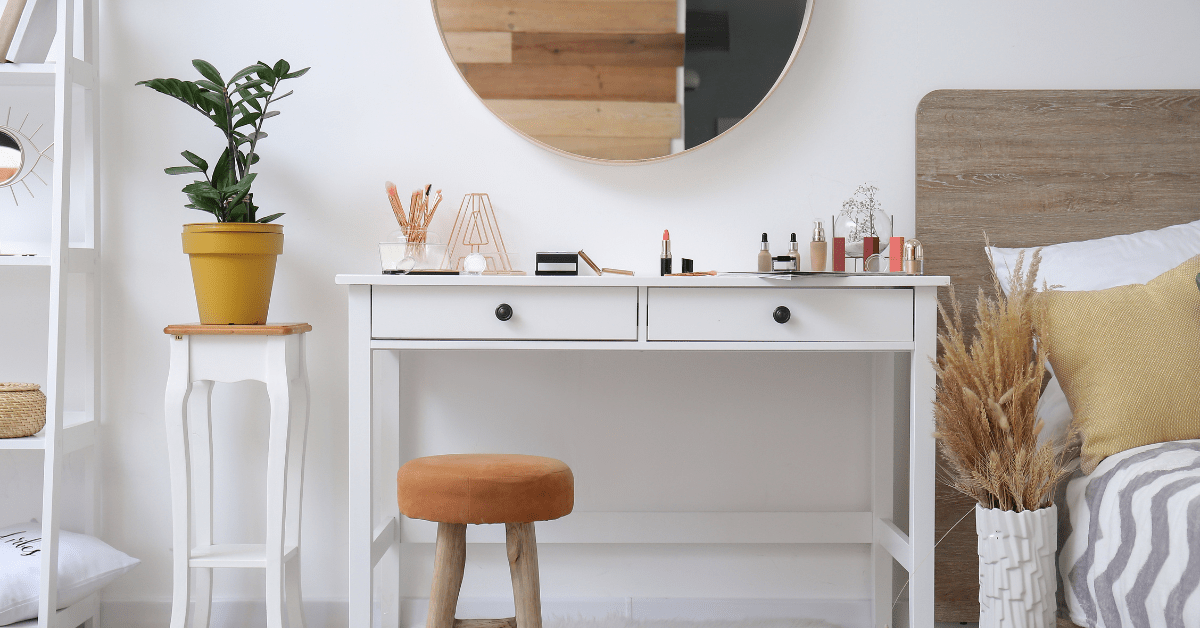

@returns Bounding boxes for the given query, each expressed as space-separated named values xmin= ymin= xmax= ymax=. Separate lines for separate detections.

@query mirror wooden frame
xmin=431 ymin=0 xmax=815 ymax=164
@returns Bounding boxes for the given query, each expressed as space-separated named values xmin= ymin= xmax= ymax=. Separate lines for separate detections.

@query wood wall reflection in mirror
xmin=433 ymin=0 xmax=812 ymax=162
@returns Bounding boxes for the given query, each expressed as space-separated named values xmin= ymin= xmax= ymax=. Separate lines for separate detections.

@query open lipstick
xmin=661 ymin=230 xmax=672 ymax=276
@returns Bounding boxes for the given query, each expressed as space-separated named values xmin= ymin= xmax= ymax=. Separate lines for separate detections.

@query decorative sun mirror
xmin=0 ymin=109 xmax=53 ymax=203
xmin=432 ymin=0 xmax=814 ymax=162
xmin=0 ymin=130 xmax=23 ymax=185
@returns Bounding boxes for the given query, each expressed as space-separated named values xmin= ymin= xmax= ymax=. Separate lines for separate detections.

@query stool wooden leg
xmin=506 ymin=523 xmax=542 ymax=628
xmin=428 ymin=522 xmax=467 ymax=628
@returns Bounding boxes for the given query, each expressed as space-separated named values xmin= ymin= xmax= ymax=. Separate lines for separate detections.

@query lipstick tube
xmin=661 ymin=230 xmax=672 ymax=276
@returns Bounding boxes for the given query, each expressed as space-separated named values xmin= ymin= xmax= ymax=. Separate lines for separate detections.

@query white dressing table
xmin=336 ymin=274 xmax=948 ymax=628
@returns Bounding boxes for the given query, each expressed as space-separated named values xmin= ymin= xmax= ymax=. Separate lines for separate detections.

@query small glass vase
xmin=835 ymin=206 xmax=892 ymax=259
xmin=379 ymin=229 xmax=446 ymax=274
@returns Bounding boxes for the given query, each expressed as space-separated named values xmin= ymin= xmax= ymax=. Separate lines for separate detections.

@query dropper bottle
xmin=757 ymin=233 xmax=772 ymax=272
xmin=788 ymin=233 xmax=801 ymax=271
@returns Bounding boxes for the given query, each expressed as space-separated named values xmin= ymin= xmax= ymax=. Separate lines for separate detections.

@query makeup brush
xmin=385 ymin=181 xmax=407 ymax=228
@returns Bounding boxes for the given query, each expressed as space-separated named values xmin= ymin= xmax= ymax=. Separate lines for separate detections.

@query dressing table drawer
xmin=372 ymin=286 xmax=638 ymax=340
xmin=646 ymin=287 xmax=913 ymax=342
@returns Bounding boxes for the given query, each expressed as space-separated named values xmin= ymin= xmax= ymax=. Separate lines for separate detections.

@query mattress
xmin=1060 ymin=439 xmax=1200 ymax=628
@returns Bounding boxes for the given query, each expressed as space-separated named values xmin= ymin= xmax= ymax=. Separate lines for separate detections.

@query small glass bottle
xmin=757 ymin=233 xmax=772 ymax=272
xmin=810 ymin=221 xmax=827 ymax=271
xmin=788 ymin=233 xmax=801 ymax=270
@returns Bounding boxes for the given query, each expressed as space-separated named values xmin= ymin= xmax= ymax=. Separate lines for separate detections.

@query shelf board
xmin=0 ymin=248 xmax=97 ymax=271
xmin=0 ymin=412 xmax=95 ymax=452
xmin=0 ymin=254 xmax=48 ymax=265
xmin=0 ymin=62 xmax=55 ymax=85
xmin=0 ymin=59 xmax=96 ymax=88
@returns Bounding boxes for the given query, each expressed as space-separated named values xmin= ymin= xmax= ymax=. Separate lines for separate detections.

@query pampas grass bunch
xmin=933 ymin=248 xmax=1069 ymax=512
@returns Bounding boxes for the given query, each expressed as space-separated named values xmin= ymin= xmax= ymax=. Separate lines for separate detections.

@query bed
xmin=914 ymin=89 xmax=1200 ymax=626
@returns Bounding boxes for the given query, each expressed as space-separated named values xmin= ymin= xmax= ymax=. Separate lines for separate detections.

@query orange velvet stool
xmin=397 ymin=454 xmax=574 ymax=628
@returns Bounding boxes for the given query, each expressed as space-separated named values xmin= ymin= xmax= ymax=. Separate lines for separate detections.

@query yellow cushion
xmin=1041 ymin=255 xmax=1200 ymax=473
xmin=397 ymin=454 xmax=574 ymax=524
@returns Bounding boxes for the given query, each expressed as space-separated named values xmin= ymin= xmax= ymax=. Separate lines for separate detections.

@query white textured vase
xmin=976 ymin=504 xmax=1057 ymax=628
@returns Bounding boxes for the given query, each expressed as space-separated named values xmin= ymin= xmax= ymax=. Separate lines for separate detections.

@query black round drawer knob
xmin=773 ymin=306 xmax=791 ymax=324
xmin=495 ymin=303 xmax=513 ymax=321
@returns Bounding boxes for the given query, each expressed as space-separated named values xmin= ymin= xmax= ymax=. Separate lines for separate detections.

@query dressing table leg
xmin=909 ymin=287 xmax=938 ymax=628
xmin=348 ymin=285 xmax=376 ymax=627
xmin=871 ymin=354 xmax=897 ymax=628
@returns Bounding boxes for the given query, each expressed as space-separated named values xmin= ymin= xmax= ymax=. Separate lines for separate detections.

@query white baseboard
xmin=99 ymin=597 xmax=871 ymax=628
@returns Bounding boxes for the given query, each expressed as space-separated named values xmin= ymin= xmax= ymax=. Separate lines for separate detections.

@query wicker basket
xmin=0 ymin=383 xmax=47 ymax=438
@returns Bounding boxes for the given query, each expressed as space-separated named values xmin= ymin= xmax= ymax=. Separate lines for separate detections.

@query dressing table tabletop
xmin=338 ymin=273 xmax=949 ymax=628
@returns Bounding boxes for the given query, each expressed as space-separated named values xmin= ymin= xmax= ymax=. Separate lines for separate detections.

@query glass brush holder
xmin=379 ymin=228 xmax=446 ymax=274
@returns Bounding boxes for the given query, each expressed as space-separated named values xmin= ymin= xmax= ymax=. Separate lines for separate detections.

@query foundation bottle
xmin=757 ymin=233 xmax=772 ymax=272
xmin=788 ymin=233 xmax=801 ymax=270
xmin=809 ymin=221 xmax=828 ymax=271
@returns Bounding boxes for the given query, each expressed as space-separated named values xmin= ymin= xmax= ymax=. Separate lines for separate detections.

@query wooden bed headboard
xmin=915 ymin=89 xmax=1200 ymax=622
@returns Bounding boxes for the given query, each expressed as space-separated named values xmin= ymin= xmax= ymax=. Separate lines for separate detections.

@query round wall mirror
xmin=433 ymin=0 xmax=813 ymax=162
xmin=0 ymin=129 xmax=24 ymax=185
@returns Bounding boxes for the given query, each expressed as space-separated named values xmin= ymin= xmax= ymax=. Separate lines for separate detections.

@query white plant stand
xmin=162 ymin=324 xmax=312 ymax=628
xmin=0 ymin=0 xmax=101 ymax=626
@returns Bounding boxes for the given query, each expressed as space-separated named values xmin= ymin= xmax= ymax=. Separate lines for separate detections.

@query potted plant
xmin=138 ymin=59 xmax=308 ymax=325
xmin=933 ymin=249 xmax=1071 ymax=628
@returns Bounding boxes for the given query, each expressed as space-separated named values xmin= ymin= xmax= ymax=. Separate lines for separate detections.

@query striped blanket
xmin=1060 ymin=439 xmax=1200 ymax=627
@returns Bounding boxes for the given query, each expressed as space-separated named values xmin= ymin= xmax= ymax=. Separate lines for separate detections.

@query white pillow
xmin=0 ymin=521 xmax=139 ymax=624
xmin=988 ymin=218 xmax=1200 ymax=294
xmin=987 ymin=218 xmax=1200 ymax=447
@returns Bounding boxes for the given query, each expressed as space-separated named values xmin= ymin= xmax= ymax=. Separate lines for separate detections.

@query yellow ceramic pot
xmin=181 ymin=223 xmax=284 ymax=325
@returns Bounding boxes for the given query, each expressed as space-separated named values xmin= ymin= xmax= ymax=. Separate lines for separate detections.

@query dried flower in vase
xmin=835 ymin=184 xmax=892 ymax=258
xmin=932 ymin=247 xmax=1070 ymax=512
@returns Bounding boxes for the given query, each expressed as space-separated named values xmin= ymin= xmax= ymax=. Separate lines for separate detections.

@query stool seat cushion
xmin=397 ymin=454 xmax=574 ymax=524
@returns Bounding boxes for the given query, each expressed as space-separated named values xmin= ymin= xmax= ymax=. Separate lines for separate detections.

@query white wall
xmin=1 ymin=0 xmax=1197 ymax=623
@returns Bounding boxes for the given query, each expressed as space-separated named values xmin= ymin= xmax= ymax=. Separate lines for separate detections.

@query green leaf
xmin=256 ymin=65 xmax=276 ymax=83
xmin=262 ymin=110 xmax=280 ymax=120
xmin=183 ymin=181 xmax=221 ymax=200
xmin=282 ymin=67 xmax=310 ymax=80
xmin=271 ymin=89 xmax=294 ymax=102
xmin=198 ymin=90 xmax=225 ymax=110
xmin=181 ymin=151 xmax=208 ymax=171
xmin=257 ymin=212 xmax=284 ymax=223
xmin=273 ymin=59 xmax=290 ymax=78
xmin=228 ymin=63 xmax=266 ymax=85
xmin=229 ymin=172 xmax=257 ymax=194
xmin=191 ymin=59 xmax=224 ymax=86
xmin=247 ymin=131 xmax=268 ymax=142
xmin=195 ymin=79 xmax=224 ymax=92
xmin=184 ymin=203 xmax=217 ymax=215
xmin=236 ymin=78 xmax=269 ymax=91
xmin=137 ymin=78 xmax=209 ymax=114
xmin=236 ymin=86 xmax=265 ymax=104
xmin=211 ymin=150 xmax=236 ymax=191
xmin=226 ymin=203 xmax=250 ymax=222
xmin=234 ymin=112 xmax=261 ymax=128
xmin=165 ymin=165 xmax=204 ymax=175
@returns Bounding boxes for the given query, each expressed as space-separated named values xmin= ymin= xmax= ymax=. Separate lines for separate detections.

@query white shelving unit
xmin=0 ymin=0 xmax=101 ymax=626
